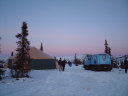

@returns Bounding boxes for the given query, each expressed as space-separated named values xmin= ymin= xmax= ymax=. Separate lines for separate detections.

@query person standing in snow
xmin=58 ymin=58 xmax=63 ymax=71
xmin=68 ymin=60 xmax=72 ymax=67
xmin=62 ymin=59 xmax=67 ymax=71
xmin=124 ymin=57 xmax=128 ymax=73
xmin=0 ymin=69 xmax=2 ymax=80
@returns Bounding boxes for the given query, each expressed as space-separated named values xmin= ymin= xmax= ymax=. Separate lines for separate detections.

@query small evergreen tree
xmin=11 ymin=51 xmax=14 ymax=56
xmin=15 ymin=22 xmax=30 ymax=79
xmin=40 ymin=42 xmax=43 ymax=51
xmin=74 ymin=53 xmax=82 ymax=66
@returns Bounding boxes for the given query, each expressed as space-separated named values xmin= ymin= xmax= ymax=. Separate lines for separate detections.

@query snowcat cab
xmin=84 ymin=53 xmax=112 ymax=71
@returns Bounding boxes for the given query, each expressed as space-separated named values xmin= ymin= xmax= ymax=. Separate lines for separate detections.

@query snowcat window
xmin=93 ymin=56 xmax=96 ymax=63
xmin=88 ymin=57 xmax=91 ymax=60
xmin=102 ymin=55 xmax=106 ymax=61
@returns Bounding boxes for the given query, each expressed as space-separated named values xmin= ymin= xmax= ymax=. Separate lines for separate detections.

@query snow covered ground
xmin=0 ymin=64 xmax=128 ymax=96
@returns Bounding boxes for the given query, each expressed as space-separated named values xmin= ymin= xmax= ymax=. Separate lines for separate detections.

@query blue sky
xmin=0 ymin=0 xmax=128 ymax=57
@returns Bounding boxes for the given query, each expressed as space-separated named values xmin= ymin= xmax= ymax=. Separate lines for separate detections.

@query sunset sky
xmin=0 ymin=0 xmax=128 ymax=57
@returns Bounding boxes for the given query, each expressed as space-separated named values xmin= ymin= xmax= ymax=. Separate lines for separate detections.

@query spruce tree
xmin=15 ymin=22 xmax=30 ymax=79
xmin=104 ymin=40 xmax=111 ymax=56
xmin=108 ymin=47 xmax=111 ymax=56
xmin=0 ymin=37 xmax=1 ymax=54
xmin=104 ymin=40 xmax=108 ymax=54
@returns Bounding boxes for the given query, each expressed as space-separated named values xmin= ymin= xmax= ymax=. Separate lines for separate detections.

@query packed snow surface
xmin=0 ymin=65 xmax=128 ymax=96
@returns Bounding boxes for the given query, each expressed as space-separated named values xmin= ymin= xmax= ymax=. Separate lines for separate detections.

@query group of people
xmin=58 ymin=58 xmax=67 ymax=71
xmin=57 ymin=58 xmax=72 ymax=71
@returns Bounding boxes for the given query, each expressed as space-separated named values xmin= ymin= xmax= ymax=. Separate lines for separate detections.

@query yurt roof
xmin=10 ymin=47 xmax=54 ymax=60
xmin=29 ymin=47 xmax=54 ymax=59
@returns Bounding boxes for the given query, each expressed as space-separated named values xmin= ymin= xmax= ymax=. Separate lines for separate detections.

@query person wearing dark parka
xmin=62 ymin=59 xmax=67 ymax=71
xmin=58 ymin=58 xmax=63 ymax=71
xmin=124 ymin=57 xmax=128 ymax=74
